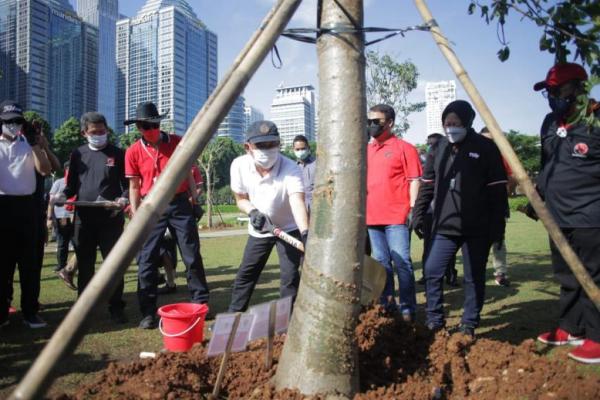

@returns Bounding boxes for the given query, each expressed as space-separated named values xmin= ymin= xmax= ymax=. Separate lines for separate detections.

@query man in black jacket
xmin=412 ymin=100 xmax=508 ymax=337
xmin=59 ymin=112 xmax=129 ymax=324
xmin=533 ymin=63 xmax=600 ymax=364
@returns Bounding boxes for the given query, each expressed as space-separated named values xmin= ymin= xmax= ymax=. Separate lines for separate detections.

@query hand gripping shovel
xmin=270 ymin=226 xmax=386 ymax=306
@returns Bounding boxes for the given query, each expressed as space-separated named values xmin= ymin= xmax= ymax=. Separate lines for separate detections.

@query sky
xmin=72 ymin=0 xmax=599 ymax=144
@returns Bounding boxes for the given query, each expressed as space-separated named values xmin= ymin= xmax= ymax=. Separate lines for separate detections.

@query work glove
xmin=249 ymin=209 xmax=272 ymax=233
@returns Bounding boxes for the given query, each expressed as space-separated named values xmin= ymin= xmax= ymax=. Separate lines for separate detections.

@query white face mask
xmin=294 ymin=149 xmax=309 ymax=161
xmin=252 ymin=147 xmax=279 ymax=169
xmin=87 ymin=133 xmax=108 ymax=150
xmin=445 ymin=126 xmax=468 ymax=143
xmin=2 ymin=123 xmax=23 ymax=139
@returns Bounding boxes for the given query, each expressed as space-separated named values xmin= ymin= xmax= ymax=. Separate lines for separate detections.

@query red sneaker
xmin=568 ymin=339 xmax=600 ymax=364
xmin=537 ymin=328 xmax=584 ymax=346
xmin=8 ymin=306 xmax=17 ymax=314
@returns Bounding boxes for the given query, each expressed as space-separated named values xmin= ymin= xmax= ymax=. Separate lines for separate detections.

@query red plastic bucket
xmin=158 ymin=303 xmax=209 ymax=352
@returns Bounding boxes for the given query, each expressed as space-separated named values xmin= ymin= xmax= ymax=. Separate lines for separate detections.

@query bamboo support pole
xmin=413 ymin=0 xmax=600 ymax=310
xmin=10 ymin=1 xmax=302 ymax=399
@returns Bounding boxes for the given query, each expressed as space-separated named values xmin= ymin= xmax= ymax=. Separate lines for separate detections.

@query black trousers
xmin=228 ymin=230 xmax=302 ymax=312
xmin=55 ymin=217 xmax=74 ymax=269
xmin=137 ymin=195 xmax=209 ymax=317
xmin=74 ymin=213 xmax=125 ymax=313
xmin=0 ymin=195 xmax=40 ymax=321
xmin=550 ymin=228 xmax=600 ymax=342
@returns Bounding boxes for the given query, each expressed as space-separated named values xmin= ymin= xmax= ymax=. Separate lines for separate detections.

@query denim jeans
xmin=368 ymin=224 xmax=416 ymax=314
xmin=424 ymin=233 xmax=490 ymax=328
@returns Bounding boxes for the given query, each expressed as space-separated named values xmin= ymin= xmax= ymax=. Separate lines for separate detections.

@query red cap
xmin=533 ymin=63 xmax=588 ymax=91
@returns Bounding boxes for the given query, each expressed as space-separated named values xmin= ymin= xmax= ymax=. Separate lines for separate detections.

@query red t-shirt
xmin=191 ymin=163 xmax=203 ymax=186
xmin=124 ymin=133 xmax=189 ymax=197
xmin=366 ymin=136 xmax=422 ymax=225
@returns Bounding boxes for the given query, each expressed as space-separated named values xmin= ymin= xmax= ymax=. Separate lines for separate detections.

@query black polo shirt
xmin=536 ymin=107 xmax=600 ymax=228
xmin=418 ymin=130 xmax=508 ymax=236
xmin=64 ymin=143 xmax=127 ymax=221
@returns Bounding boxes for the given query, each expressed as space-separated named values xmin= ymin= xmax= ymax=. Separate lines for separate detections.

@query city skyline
xmin=425 ymin=81 xmax=456 ymax=136
xmin=270 ymin=83 xmax=316 ymax=147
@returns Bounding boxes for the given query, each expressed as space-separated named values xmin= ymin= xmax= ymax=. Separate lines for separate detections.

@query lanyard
xmin=141 ymin=140 xmax=160 ymax=178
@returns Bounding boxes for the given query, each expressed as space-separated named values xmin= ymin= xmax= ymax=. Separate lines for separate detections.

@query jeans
xmin=424 ymin=233 xmax=490 ymax=328
xmin=229 ymin=230 xmax=302 ymax=312
xmin=368 ymin=224 xmax=416 ymax=314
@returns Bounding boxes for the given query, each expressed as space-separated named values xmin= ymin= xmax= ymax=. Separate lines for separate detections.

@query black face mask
xmin=367 ymin=123 xmax=385 ymax=138
xmin=549 ymin=96 xmax=575 ymax=118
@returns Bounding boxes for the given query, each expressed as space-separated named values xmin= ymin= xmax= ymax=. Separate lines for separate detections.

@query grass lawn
xmin=1 ymin=214 xmax=598 ymax=397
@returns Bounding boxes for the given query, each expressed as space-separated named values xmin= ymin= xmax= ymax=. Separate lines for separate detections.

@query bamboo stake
xmin=413 ymin=0 xmax=600 ymax=310
xmin=265 ymin=301 xmax=277 ymax=369
xmin=10 ymin=1 xmax=302 ymax=399
xmin=211 ymin=313 xmax=242 ymax=399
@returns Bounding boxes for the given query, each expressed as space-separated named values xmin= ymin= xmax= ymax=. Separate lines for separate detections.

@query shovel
xmin=269 ymin=226 xmax=386 ymax=306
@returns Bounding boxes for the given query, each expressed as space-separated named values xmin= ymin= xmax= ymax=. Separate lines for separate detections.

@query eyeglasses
xmin=254 ymin=141 xmax=280 ymax=150
xmin=137 ymin=121 xmax=160 ymax=131
xmin=367 ymin=118 xmax=385 ymax=126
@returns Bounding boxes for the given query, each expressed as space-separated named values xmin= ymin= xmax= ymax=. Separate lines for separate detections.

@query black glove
xmin=249 ymin=209 xmax=271 ymax=233
xmin=409 ymin=215 xmax=424 ymax=239
xmin=193 ymin=204 xmax=204 ymax=221
xmin=301 ymin=230 xmax=308 ymax=249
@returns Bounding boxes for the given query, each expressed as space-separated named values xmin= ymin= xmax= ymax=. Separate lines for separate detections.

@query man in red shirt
xmin=366 ymin=104 xmax=422 ymax=321
xmin=124 ymin=102 xmax=209 ymax=329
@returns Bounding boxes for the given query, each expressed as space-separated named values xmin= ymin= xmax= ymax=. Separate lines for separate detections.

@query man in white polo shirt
xmin=228 ymin=120 xmax=309 ymax=312
xmin=0 ymin=100 xmax=52 ymax=328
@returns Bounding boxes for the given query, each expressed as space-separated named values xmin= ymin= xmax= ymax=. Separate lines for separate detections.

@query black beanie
xmin=441 ymin=100 xmax=476 ymax=128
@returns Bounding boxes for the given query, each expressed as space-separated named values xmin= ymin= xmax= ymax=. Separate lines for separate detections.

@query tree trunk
xmin=274 ymin=0 xmax=366 ymax=397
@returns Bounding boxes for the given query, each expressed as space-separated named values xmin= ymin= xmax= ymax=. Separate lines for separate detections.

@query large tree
xmin=52 ymin=117 xmax=85 ymax=163
xmin=366 ymin=50 xmax=425 ymax=136
xmin=506 ymin=129 xmax=540 ymax=176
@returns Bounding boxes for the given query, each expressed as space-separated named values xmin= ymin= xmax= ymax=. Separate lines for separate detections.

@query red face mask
xmin=142 ymin=128 xmax=160 ymax=143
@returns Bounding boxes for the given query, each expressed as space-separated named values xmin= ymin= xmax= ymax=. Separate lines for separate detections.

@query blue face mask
xmin=549 ymin=96 xmax=575 ymax=118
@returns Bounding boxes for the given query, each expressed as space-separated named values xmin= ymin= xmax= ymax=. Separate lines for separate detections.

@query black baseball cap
xmin=0 ymin=100 xmax=24 ymax=121
xmin=245 ymin=120 xmax=280 ymax=144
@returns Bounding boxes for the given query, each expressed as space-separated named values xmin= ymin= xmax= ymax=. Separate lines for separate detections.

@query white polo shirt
xmin=0 ymin=135 xmax=36 ymax=195
xmin=230 ymin=153 xmax=304 ymax=238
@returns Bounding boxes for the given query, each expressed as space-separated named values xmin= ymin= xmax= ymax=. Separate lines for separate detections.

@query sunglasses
xmin=137 ymin=122 xmax=160 ymax=131
xmin=367 ymin=118 xmax=386 ymax=126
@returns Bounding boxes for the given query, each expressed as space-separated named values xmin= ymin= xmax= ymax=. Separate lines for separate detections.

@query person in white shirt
xmin=0 ymin=100 xmax=51 ymax=329
xmin=228 ymin=121 xmax=309 ymax=312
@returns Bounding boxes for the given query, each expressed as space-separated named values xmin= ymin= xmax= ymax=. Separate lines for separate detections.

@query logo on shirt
xmin=384 ymin=151 xmax=393 ymax=159
xmin=556 ymin=126 xmax=568 ymax=138
xmin=468 ymin=152 xmax=480 ymax=159
xmin=106 ymin=157 xmax=115 ymax=167
xmin=573 ymin=142 xmax=589 ymax=158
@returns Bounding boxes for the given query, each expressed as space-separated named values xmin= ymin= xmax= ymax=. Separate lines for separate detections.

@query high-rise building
xmin=270 ymin=84 xmax=316 ymax=147
xmin=425 ymin=80 xmax=456 ymax=136
xmin=243 ymin=104 xmax=264 ymax=133
xmin=217 ymin=95 xmax=245 ymax=143
xmin=0 ymin=0 xmax=98 ymax=129
xmin=116 ymin=0 xmax=217 ymax=134
xmin=76 ymin=0 xmax=119 ymax=129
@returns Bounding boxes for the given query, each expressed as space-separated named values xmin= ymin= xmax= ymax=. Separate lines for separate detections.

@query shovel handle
xmin=272 ymin=228 xmax=304 ymax=252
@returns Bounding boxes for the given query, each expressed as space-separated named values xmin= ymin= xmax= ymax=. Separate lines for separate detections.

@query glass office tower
xmin=116 ymin=0 xmax=217 ymax=134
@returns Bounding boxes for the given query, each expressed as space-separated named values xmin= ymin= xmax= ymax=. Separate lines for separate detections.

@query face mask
xmin=367 ymin=123 xmax=385 ymax=138
xmin=294 ymin=149 xmax=309 ymax=160
xmin=2 ymin=123 xmax=22 ymax=139
xmin=548 ymin=96 xmax=575 ymax=118
xmin=445 ymin=126 xmax=467 ymax=143
xmin=142 ymin=128 xmax=161 ymax=143
xmin=87 ymin=133 xmax=108 ymax=149
xmin=252 ymin=147 xmax=279 ymax=169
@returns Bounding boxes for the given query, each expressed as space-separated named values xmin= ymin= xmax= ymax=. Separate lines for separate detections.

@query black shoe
xmin=158 ymin=274 xmax=166 ymax=286
xmin=495 ymin=273 xmax=510 ymax=287
xmin=157 ymin=284 xmax=177 ymax=295
xmin=23 ymin=314 xmax=47 ymax=329
xmin=139 ymin=314 xmax=158 ymax=330
xmin=458 ymin=324 xmax=475 ymax=338
xmin=110 ymin=309 xmax=128 ymax=324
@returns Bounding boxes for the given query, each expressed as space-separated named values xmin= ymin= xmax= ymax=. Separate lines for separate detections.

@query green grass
xmin=0 ymin=214 xmax=598 ymax=397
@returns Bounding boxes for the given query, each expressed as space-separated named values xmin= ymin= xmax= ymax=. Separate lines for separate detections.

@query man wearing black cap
xmin=228 ymin=120 xmax=308 ymax=312
xmin=532 ymin=63 xmax=600 ymax=364
xmin=0 ymin=100 xmax=52 ymax=328
xmin=412 ymin=100 xmax=508 ymax=337
xmin=124 ymin=101 xmax=209 ymax=329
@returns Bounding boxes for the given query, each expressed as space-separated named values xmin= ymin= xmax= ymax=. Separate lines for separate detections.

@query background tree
xmin=468 ymin=1 xmax=600 ymax=75
xmin=366 ymin=50 xmax=425 ymax=135
xmin=119 ymin=127 xmax=140 ymax=149
xmin=198 ymin=137 xmax=244 ymax=228
xmin=506 ymin=129 xmax=540 ymax=176
xmin=52 ymin=117 xmax=84 ymax=163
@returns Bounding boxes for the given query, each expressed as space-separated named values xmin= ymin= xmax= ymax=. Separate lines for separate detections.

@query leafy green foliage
xmin=366 ymin=50 xmax=426 ymax=136
xmin=468 ymin=1 xmax=600 ymax=75
xmin=199 ymin=137 xmax=245 ymax=191
xmin=52 ymin=117 xmax=84 ymax=163
xmin=118 ymin=127 xmax=140 ymax=149
xmin=506 ymin=129 xmax=540 ymax=176
xmin=568 ymin=75 xmax=600 ymax=129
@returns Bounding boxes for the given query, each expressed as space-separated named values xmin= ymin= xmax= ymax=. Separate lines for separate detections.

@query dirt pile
xmin=54 ymin=306 xmax=600 ymax=399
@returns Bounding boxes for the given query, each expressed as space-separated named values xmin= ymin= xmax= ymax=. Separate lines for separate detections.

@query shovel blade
xmin=361 ymin=255 xmax=386 ymax=306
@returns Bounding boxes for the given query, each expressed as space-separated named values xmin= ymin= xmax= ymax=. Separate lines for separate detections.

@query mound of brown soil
xmin=54 ymin=306 xmax=600 ymax=399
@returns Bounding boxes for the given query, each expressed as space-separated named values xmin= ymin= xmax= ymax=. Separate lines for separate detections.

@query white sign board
xmin=206 ymin=313 xmax=254 ymax=357
xmin=248 ymin=297 xmax=292 ymax=341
